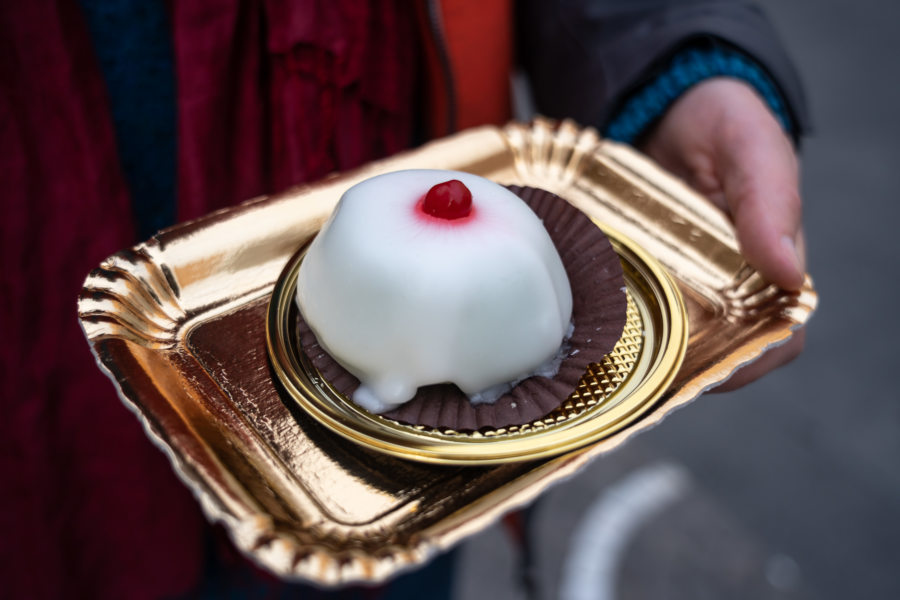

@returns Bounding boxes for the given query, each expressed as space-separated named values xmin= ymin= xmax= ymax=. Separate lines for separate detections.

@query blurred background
xmin=455 ymin=1 xmax=900 ymax=598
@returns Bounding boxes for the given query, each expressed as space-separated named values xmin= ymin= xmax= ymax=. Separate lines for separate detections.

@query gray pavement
xmin=455 ymin=2 xmax=900 ymax=598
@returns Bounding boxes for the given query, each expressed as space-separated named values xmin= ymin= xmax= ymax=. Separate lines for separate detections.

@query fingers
xmin=640 ymin=79 xmax=809 ymax=393
xmin=715 ymin=90 xmax=806 ymax=290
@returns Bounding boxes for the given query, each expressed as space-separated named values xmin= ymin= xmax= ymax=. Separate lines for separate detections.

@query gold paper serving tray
xmin=78 ymin=119 xmax=816 ymax=586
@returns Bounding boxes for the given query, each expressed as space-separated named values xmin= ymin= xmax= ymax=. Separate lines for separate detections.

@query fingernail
xmin=780 ymin=235 xmax=804 ymax=276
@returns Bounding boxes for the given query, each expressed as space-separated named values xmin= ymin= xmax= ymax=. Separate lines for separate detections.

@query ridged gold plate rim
xmin=267 ymin=226 xmax=688 ymax=465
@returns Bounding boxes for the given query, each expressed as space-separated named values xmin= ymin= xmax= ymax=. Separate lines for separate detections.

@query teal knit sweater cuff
xmin=604 ymin=45 xmax=794 ymax=145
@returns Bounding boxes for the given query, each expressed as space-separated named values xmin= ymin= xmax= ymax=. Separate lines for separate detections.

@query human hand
xmin=641 ymin=78 xmax=806 ymax=391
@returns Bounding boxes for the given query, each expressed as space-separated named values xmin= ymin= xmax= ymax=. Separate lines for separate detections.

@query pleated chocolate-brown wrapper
xmin=298 ymin=186 xmax=628 ymax=431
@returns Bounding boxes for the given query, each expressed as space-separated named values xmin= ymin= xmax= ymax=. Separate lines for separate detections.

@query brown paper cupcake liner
xmin=297 ymin=186 xmax=627 ymax=431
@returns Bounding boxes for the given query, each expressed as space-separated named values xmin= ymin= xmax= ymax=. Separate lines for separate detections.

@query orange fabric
xmin=419 ymin=0 xmax=513 ymax=137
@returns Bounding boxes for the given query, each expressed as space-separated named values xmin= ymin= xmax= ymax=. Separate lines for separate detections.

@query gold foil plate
xmin=78 ymin=119 xmax=817 ymax=586
xmin=267 ymin=230 xmax=687 ymax=465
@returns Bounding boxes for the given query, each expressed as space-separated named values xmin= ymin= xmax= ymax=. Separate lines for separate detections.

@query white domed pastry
xmin=296 ymin=169 xmax=573 ymax=413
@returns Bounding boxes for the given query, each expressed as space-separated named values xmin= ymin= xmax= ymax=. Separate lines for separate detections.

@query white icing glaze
xmin=296 ymin=169 xmax=573 ymax=412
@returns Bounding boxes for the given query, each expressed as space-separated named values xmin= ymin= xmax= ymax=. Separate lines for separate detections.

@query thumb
xmin=718 ymin=117 xmax=805 ymax=290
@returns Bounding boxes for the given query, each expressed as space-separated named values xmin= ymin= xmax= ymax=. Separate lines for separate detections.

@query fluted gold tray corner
xmin=78 ymin=118 xmax=816 ymax=586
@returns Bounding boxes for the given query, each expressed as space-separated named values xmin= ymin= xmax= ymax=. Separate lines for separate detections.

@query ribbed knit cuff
xmin=604 ymin=45 xmax=794 ymax=145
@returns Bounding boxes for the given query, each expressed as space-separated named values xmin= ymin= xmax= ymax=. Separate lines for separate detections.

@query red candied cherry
xmin=422 ymin=179 xmax=472 ymax=220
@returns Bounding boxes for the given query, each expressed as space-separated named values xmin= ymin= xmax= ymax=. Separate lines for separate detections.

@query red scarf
xmin=1 ymin=1 xmax=511 ymax=597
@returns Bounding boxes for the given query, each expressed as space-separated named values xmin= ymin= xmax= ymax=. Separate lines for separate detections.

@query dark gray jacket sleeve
xmin=516 ymin=0 xmax=810 ymax=136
